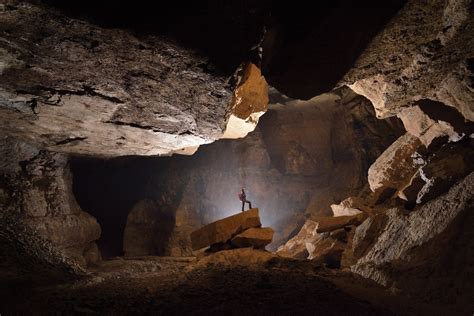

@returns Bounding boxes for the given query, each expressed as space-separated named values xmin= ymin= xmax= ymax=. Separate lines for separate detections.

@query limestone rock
xmin=276 ymin=220 xmax=319 ymax=259
xmin=316 ymin=214 xmax=367 ymax=234
xmin=400 ymin=140 xmax=474 ymax=205
xmin=368 ymin=133 xmax=422 ymax=192
xmin=344 ymin=0 xmax=474 ymax=121
xmin=190 ymin=208 xmax=261 ymax=251
xmin=0 ymin=137 xmax=101 ymax=266
xmin=83 ymin=242 xmax=101 ymax=265
xmin=330 ymin=197 xmax=365 ymax=217
xmin=223 ymin=63 xmax=269 ymax=139
xmin=231 ymin=227 xmax=274 ymax=249
xmin=307 ymin=237 xmax=346 ymax=268
xmin=123 ymin=199 xmax=175 ymax=257
xmin=0 ymin=3 xmax=235 ymax=157
xmin=397 ymin=102 xmax=470 ymax=147
xmin=351 ymin=172 xmax=474 ymax=289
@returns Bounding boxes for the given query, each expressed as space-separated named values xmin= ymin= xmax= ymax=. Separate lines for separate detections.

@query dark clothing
xmin=238 ymin=189 xmax=252 ymax=212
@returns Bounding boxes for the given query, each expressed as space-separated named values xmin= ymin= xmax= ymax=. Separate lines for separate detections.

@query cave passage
xmin=70 ymin=156 xmax=158 ymax=258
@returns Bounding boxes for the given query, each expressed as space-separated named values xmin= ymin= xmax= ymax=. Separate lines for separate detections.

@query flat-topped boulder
xmin=231 ymin=227 xmax=274 ymax=249
xmin=190 ymin=208 xmax=261 ymax=250
xmin=316 ymin=214 xmax=367 ymax=233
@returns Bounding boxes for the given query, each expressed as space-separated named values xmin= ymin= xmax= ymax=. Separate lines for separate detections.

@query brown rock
xmin=276 ymin=220 xmax=320 ymax=259
xmin=0 ymin=3 xmax=235 ymax=157
xmin=368 ymin=133 xmax=423 ymax=192
xmin=123 ymin=199 xmax=175 ymax=257
xmin=190 ymin=208 xmax=261 ymax=251
xmin=223 ymin=63 xmax=269 ymax=139
xmin=316 ymin=214 xmax=367 ymax=233
xmin=231 ymin=227 xmax=274 ymax=249
xmin=191 ymin=248 xmax=275 ymax=270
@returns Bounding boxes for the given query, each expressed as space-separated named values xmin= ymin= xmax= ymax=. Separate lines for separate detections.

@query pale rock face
xmin=343 ymin=0 xmax=474 ymax=121
xmin=368 ymin=133 xmax=422 ymax=192
xmin=397 ymin=106 xmax=459 ymax=146
xmin=330 ymin=197 xmax=364 ymax=217
xmin=351 ymin=172 xmax=474 ymax=289
xmin=276 ymin=220 xmax=320 ymax=259
xmin=0 ymin=3 xmax=236 ymax=157
xmin=223 ymin=63 xmax=269 ymax=139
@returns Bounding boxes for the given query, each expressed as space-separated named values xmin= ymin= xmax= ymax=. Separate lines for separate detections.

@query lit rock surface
xmin=367 ymin=133 xmax=422 ymax=192
xmin=344 ymin=0 xmax=474 ymax=121
xmin=190 ymin=208 xmax=261 ymax=251
xmin=0 ymin=2 xmax=235 ymax=156
xmin=222 ymin=63 xmax=269 ymax=139
xmin=231 ymin=227 xmax=274 ymax=249
xmin=330 ymin=197 xmax=364 ymax=217
xmin=350 ymin=172 xmax=474 ymax=294
xmin=316 ymin=214 xmax=367 ymax=234
xmin=276 ymin=220 xmax=319 ymax=259
xmin=397 ymin=102 xmax=469 ymax=147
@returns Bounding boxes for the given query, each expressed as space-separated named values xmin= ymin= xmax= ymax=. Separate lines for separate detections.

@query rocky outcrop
xmin=344 ymin=0 xmax=474 ymax=121
xmin=231 ymin=227 xmax=274 ymax=249
xmin=367 ymin=133 xmax=422 ymax=193
xmin=0 ymin=2 xmax=241 ymax=156
xmin=123 ymin=200 xmax=175 ymax=257
xmin=348 ymin=172 xmax=474 ymax=310
xmin=316 ymin=214 xmax=367 ymax=234
xmin=190 ymin=208 xmax=262 ymax=251
xmin=222 ymin=63 xmax=269 ymax=139
xmin=0 ymin=136 xmax=101 ymax=266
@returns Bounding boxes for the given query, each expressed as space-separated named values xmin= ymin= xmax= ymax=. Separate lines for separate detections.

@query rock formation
xmin=0 ymin=2 xmax=269 ymax=157
xmin=0 ymin=136 xmax=101 ymax=266
xmin=190 ymin=208 xmax=273 ymax=252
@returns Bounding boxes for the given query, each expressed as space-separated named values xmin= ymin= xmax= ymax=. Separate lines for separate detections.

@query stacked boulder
xmin=277 ymin=211 xmax=367 ymax=268
xmin=190 ymin=208 xmax=274 ymax=252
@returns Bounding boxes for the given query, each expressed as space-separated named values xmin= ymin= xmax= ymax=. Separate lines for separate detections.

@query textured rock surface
xmin=350 ymin=172 xmax=474 ymax=311
xmin=367 ymin=133 xmax=422 ymax=193
xmin=276 ymin=220 xmax=319 ymax=259
xmin=330 ymin=197 xmax=365 ymax=217
xmin=344 ymin=0 xmax=474 ymax=121
xmin=71 ymin=87 xmax=403 ymax=254
xmin=0 ymin=136 xmax=101 ymax=266
xmin=190 ymin=208 xmax=261 ymax=251
xmin=223 ymin=63 xmax=269 ymax=139
xmin=0 ymin=2 xmax=237 ymax=156
xmin=230 ymin=227 xmax=274 ymax=249
xmin=123 ymin=199 xmax=175 ymax=257
xmin=316 ymin=214 xmax=367 ymax=234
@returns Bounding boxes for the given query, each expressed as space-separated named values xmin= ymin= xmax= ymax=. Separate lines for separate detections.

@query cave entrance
xmin=70 ymin=156 xmax=178 ymax=258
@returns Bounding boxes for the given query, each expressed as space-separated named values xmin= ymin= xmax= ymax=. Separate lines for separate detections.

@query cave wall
xmin=0 ymin=136 xmax=101 ymax=267
xmin=71 ymin=87 xmax=403 ymax=256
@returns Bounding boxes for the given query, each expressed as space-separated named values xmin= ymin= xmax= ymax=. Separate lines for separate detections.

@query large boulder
xmin=367 ymin=133 xmax=423 ymax=193
xmin=190 ymin=208 xmax=261 ymax=251
xmin=316 ymin=214 xmax=367 ymax=233
xmin=230 ymin=227 xmax=274 ymax=249
xmin=350 ymin=172 xmax=474 ymax=312
xmin=276 ymin=220 xmax=319 ymax=259
xmin=0 ymin=2 xmax=239 ymax=157
xmin=123 ymin=199 xmax=175 ymax=257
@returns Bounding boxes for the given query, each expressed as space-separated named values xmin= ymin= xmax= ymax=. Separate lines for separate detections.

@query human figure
xmin=238 ymin=188 xmax=252 ymax=212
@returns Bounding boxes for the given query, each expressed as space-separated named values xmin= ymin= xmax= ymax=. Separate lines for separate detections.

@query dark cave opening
xmin=70 ymin=156 xmax=155 ymax=258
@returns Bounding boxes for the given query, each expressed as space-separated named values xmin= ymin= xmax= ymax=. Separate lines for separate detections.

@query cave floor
xmin=2 ymin=256 xmax=438 ymax=315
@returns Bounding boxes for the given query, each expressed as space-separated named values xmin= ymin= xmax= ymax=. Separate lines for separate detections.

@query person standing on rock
xmin=238 ymin=188 xmax=252 ymax=212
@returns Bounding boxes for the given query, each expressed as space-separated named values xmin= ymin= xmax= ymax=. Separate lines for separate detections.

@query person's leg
xmin=248 ymin=200 xmax=252 ymax=209
xmin=241 ymin=200 xmax=245 ymax=212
